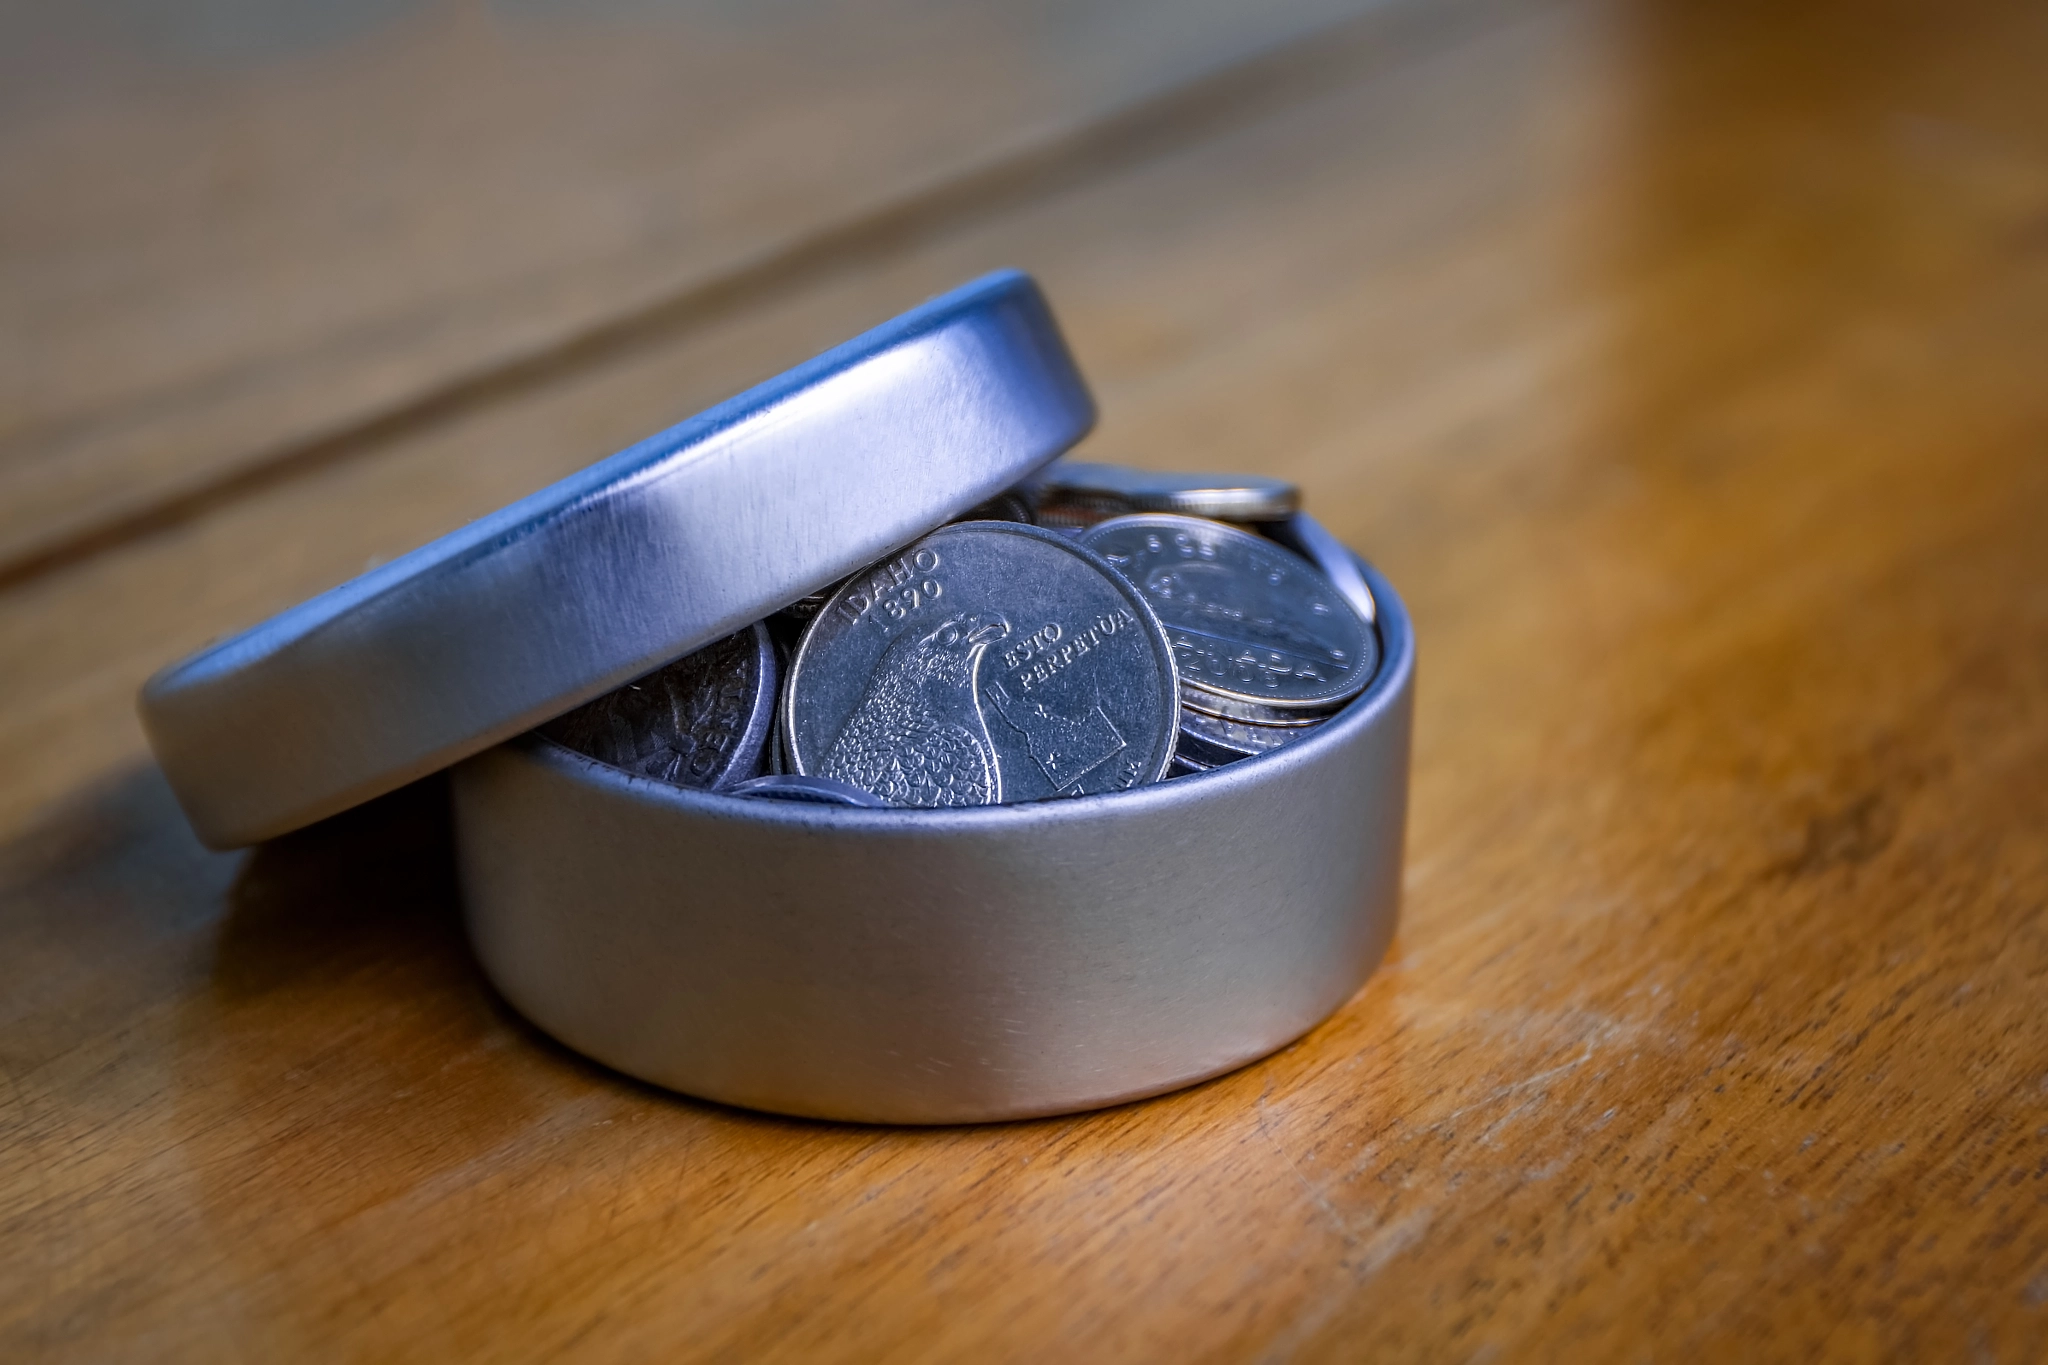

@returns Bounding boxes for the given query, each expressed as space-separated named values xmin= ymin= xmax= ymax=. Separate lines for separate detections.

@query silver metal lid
xmin=141 ymin=270 xmax=1095 ymax=848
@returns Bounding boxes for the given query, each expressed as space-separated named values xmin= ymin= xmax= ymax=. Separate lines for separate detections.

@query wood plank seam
xmin=0 ymin=0 xmax=1535 ymax=598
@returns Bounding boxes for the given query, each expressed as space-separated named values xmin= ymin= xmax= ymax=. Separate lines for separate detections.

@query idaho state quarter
xmin=782 ymin=522 xmax=1179 ymax=807
xmin=540 ymin=623 xmax=775 ymax=789
xmin=1081 ymin=514 xmax=1375 ymax=716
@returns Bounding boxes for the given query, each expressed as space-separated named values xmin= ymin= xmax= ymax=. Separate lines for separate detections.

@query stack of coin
xmin=1076 ymin=513 xmax=1376 ymax=778
xmin=541 ymin=467 xmax=1380 ymax=805
xmin=1032 ymin=460 xmax=1299 ymax=532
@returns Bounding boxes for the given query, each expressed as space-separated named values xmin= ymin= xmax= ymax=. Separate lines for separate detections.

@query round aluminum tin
xmin=450 ymin=558 xmax=1411 ymax=1124
xmin=140 ymin=270 xmax=1094 ymax=849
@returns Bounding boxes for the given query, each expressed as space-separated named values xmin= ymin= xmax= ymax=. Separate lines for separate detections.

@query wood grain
xmin=8 ymin=0 xmax=2048 ymax=1357
xmin=0 ymin=0 xmax=1383 ymax=579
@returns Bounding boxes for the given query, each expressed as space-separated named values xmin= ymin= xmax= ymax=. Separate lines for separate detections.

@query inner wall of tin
xmin=450 ymin=562 xmax=1413 ymax=1124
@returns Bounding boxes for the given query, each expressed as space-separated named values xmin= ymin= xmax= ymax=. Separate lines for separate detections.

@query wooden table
xmin=7 ymin=0 xmax=2048 ymax=1357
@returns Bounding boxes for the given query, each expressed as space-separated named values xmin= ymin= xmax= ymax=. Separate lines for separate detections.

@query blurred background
xmin=8 ymin=0 xmax=2048 ymax=1358
xmin=0 ymin=0 xmax=1374 ymax=572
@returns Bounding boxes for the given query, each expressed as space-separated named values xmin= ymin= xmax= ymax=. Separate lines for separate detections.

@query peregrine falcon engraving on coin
xmin=782 ymin=522 xmax=1180 ymax=806
xmin=1080 ymin=514 xmax=1375 ymax=716
xmin=818 ymin=611 xmax=1010 ymax=807
xmin=539 ymin=623 xmax=777 ymax=790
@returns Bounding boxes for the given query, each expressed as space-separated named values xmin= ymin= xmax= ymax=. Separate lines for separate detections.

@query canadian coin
xmin=540 ymin=623 xmax=776 ymax=790
xmin=1265 ymin=511 xmax=1376 ymax=624
xmin=1176 ymin=706 xmax=1322 ymax=767
xmin=727 ymin=775 xmax=895 ymax=807
xmin=1080 ymin=514 xmax=1376 ymax=714
xmin=782 ymin=521 xmax=1179 ymax=807
xmin=1034 ymin=460 xmax=1300 ymax=527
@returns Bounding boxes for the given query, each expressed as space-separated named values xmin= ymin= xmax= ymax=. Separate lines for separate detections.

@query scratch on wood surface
xmin=1432 ymin=1043 xmax=1597 ymax=1133
xmin=1256 ymin=1092 xmax=1356 ymax=1246
xmin=1251 ymin=1084 xmax=1442 ymax=1357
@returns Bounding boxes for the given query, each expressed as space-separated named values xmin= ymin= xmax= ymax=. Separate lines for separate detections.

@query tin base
xmin=451 ymin=560 xmax=1413 ymax=1124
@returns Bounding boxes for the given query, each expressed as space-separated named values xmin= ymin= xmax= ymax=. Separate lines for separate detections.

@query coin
xmin=782 ymin=521 xmax=1180 ymax=806
xmin=1177 ymin=689 xmax=1340 ymax=727
xmin=959 ymin=488 xmax=1038 ymax=525
xmin=1079 ymin=514 xmax=1376 ymax=716
xmin=539 ymin=623 xmax=776 ymax=790
xmin=727 ymin=775 xmax=895 ymax=807
xmin=1265 ymin=511 xmax=1377 ymax=624
xmin=1034 ymin=460 xmax=1300 ymax=528
xmin=779 ymin=589 xmax=837 ymax=622
xmin=1176 ymin=706 xmax=1321 ymax=767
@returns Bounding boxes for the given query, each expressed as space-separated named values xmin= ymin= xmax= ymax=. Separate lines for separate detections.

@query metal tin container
xmin=451 ymin=560 xmax=1412 ymax=1124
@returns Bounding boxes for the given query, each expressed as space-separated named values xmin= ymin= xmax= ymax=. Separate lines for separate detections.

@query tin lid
xmin=141 ymin=270 xmax=1095 ymax=848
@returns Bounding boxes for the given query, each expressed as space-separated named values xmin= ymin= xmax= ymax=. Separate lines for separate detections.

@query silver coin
xmin=1176 ymin=706 xmax=1322 ymax=767
xmin=1265 ymin=511 xmax=1376 ymax=624
xmin=779 ymin=589 xmax=836 ymax=622
xmin=959 ymin=488 xmax=1038 ymax=525
xmin=1033 ymin=503 xmax=1106 ymax=535
xmin=782 ymin=521 xmax=1180 ymax=807
xmin=1079 ymin=514 xmax=1376 ymax=714
xmin=1034 ymin=460 xmax=1300 ymax=526
xmin=1178 ymin=689 xmax=1340 ymax=728
xmin=727 ymin=775 xmax=895 ymax=807
xmin=539 ymin=623 xmax=776 ymax=790
xmin=1167 ymin=752 xmax=1213 ymax=779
